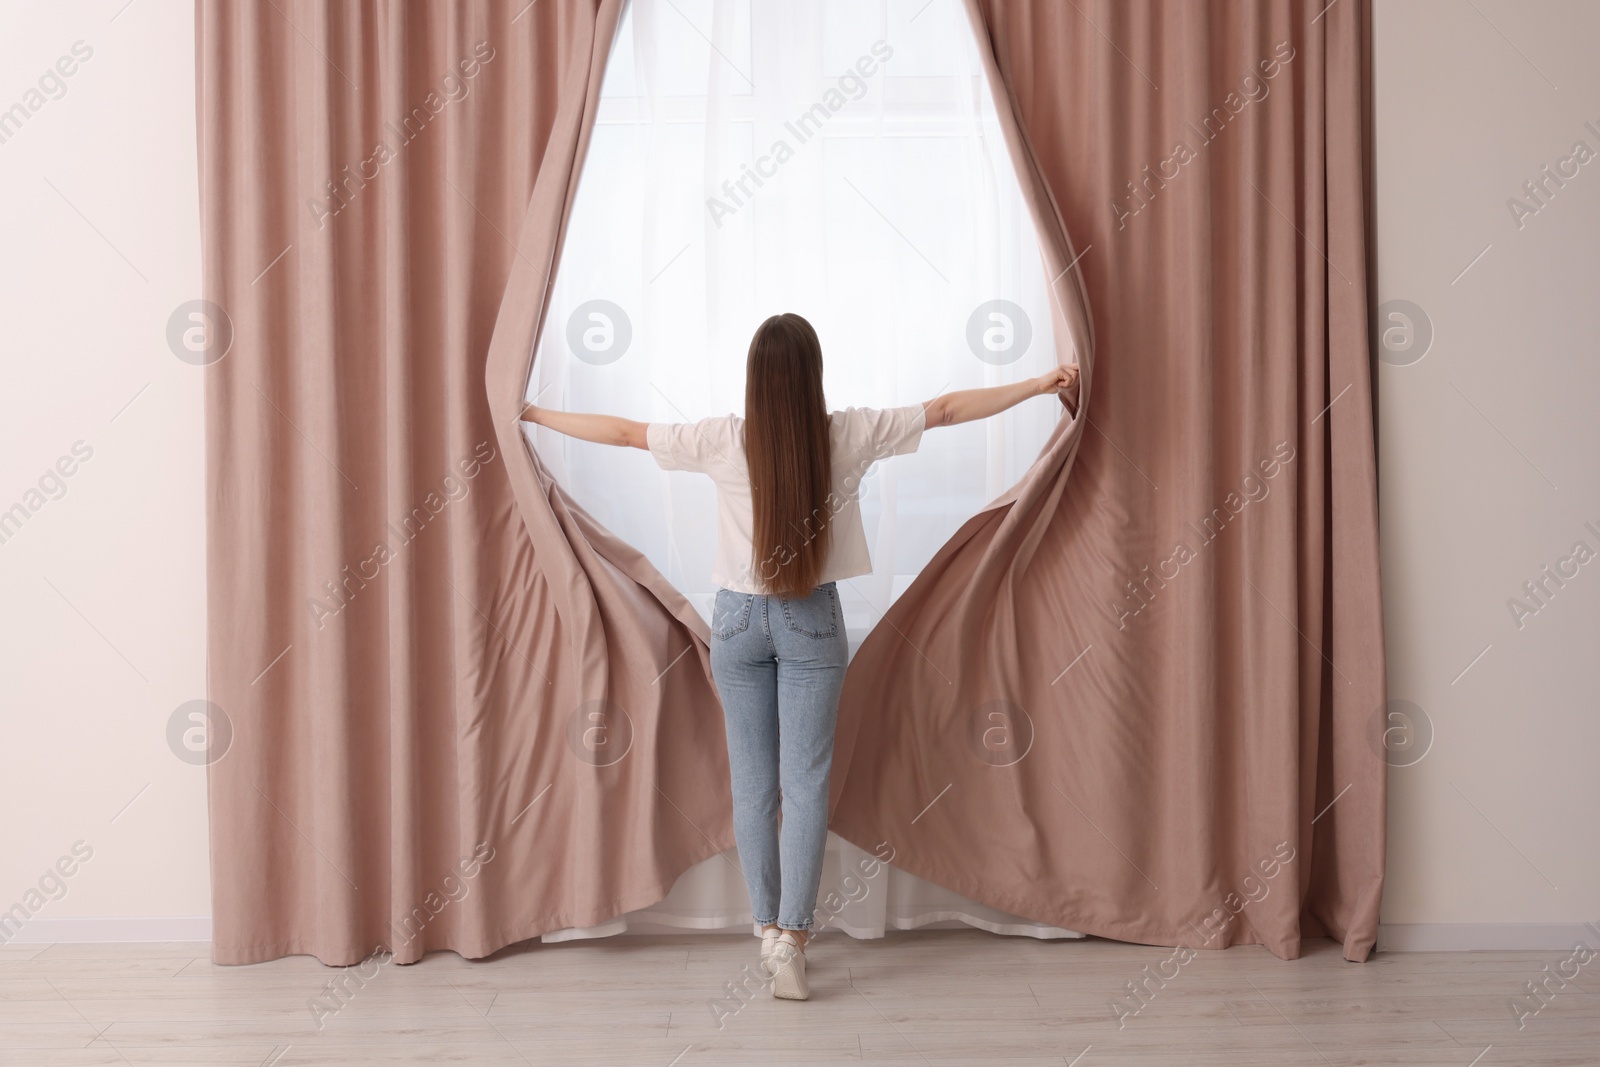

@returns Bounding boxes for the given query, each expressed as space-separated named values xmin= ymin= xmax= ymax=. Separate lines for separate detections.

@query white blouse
xmin=646 ymin=405 xmax=927 ymax=594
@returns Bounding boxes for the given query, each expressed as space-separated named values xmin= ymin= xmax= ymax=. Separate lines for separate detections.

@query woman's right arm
xmin=520 ymin=404 xmax=650 ymax=449
xmin=921 ymin=364 xmax=1080 ymax=427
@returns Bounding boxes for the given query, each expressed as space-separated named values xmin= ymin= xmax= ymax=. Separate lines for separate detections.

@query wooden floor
xmin=2 ymin=930 xmax=1597 ymax=1065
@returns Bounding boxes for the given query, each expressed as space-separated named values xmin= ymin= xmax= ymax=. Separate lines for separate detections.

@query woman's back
xmin=645 ymin=404 xmax=926 ymax=595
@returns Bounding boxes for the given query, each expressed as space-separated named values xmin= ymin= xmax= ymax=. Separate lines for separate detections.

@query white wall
xmin=0 ymin=0 xmax=209 ymax=940
xmin=1373 ymin=0 xmax=1600 ymax=946
xmin=2 ymin=0 xmax=1596 ymax=948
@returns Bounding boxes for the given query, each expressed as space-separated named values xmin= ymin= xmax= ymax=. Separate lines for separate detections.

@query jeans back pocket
xmin=779 ymin=583 xmax=840 ymax=639
xmin=711 ymin=589 xmax=754 ymax=640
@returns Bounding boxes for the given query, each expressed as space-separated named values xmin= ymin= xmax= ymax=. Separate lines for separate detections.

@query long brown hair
xmin=743 ymin=313 xmax=832 ymax=597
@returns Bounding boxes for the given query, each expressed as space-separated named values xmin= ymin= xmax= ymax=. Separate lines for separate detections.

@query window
xmin=526 ymin=0 xmax=1065 ymax=633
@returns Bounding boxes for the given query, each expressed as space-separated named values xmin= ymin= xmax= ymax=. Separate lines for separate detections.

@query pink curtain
xmin=198 ymin=0 xmax=736 ymax=966
xmin=200 ymin=0 xmax=1384 ymax=967
xmin=828 ymin=0 xmax=1386 ymax=962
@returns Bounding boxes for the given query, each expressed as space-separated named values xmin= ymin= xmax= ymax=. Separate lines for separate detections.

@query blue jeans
xmin=709 ymin=581 xmax=848 ymax=931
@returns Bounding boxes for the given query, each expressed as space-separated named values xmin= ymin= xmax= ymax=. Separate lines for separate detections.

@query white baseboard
xmin=1 ymin=915 xmax=212 ymax=944
xmin=1378 ymin=922 xmax=1600 ymax=952
xmin=8 ymin=917 xmax=1597 ymax=952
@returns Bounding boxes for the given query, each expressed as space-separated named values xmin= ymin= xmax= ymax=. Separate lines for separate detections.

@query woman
xmin=521 ymin=312 xmax=1079 ymax=1000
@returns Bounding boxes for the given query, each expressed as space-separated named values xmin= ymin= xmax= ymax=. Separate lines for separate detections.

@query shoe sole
xmin=771 ymin=958 xmax=809 ymax=1000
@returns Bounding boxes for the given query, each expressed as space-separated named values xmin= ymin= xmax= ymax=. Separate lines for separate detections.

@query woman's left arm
xmin=921 ymin=363 xmax=1080 ymax=428
xmin=520 ymin=404 xmax=649 ymax=449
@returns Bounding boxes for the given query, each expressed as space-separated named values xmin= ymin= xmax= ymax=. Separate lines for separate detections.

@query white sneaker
xmin=768 ymin=930 xmax=809 ymax=1000
xmin=760 ymin=926 xmax=782 ymax=968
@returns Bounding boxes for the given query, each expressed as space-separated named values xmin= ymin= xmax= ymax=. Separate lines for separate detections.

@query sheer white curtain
xmin=531 ymin=0 xmax=1080 ymax=943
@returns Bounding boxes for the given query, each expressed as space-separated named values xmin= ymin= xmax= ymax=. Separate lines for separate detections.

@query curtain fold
xmin=827 ymin=0 xmax=1386 ymax=962
xmin=200 ymin=0 xmax=735 ymax=967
